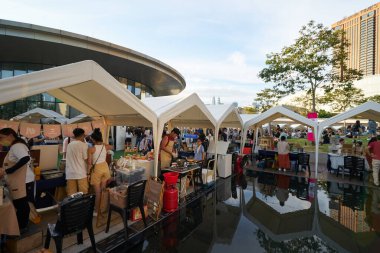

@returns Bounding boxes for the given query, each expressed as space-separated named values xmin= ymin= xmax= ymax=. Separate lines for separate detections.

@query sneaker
xmin=278 ymin=168 xmax=282 ymax=171
xmin=283 ymin=169 xmax=287 ymax=172
xmin=93 ymin=212 xmax=98 ymax=217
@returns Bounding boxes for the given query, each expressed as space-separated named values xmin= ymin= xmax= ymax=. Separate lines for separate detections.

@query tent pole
xmin=254 ymin=126 xmax=259 ymax=153
xmin=213 ymin=126 xmax=219 ymax=182
xmin=314 ymin=126 xmax=319 ymax=179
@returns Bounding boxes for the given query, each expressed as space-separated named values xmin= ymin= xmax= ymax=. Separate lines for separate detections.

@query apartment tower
xmin=332 ymin=3 xmax=380 ymax=76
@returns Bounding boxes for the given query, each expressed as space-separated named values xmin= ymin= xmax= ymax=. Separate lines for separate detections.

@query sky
xmin=0 ymin=0 xmax=378 ymax=106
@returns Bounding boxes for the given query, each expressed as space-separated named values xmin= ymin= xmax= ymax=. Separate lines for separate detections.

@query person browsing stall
xmin=65 ymin=128 xmax=89 ymax=195
xmin=277 ymin=136 xmax=290 ymax=172
xmin=0 ymin=128 xmax=31 ymax=232
xmin=87 ymin=128 xmax=112 ymax=216
xmin=194 ymin=138 xmax=205 ymax=161
xmin=160 ymin=128 xmax=180 ymax=169
xmin=368 ymin=136 xmax=380 ymax=186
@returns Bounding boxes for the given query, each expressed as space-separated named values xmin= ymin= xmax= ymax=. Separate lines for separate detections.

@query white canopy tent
xmin=11 ymin=108 xmax=69 ymax=124
xmin=65 ymin=114 xmax=93 ymax=124
xmin=143 ymin=93 xmax=217 ymax=176
xmin=0 ymin=60 xmax=161 ymax=174
xmin=318 ymin=101 xmax=380 ymax=137
xmin=243 ymin=106 xmax=319 ymax=176
xmin=206 ymin=104 xmax=243 ymax=129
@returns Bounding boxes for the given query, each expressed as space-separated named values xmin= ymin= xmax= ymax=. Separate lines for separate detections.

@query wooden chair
xmin=105 ymin=180 xmax=147 ymax=239
xmin=44 ymin=194 xmax=96 ymax=253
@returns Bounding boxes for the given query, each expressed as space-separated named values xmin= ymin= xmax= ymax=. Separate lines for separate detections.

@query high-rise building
xmin=332 ymin=3 xmax=380 ymax=76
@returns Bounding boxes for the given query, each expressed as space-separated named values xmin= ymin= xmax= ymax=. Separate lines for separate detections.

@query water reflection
xmin=124 ymin=172 xmax=380 ymax=253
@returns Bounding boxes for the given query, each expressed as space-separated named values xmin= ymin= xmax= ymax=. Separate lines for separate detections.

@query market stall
xmin=243 ymin=106 xmax=318 ymax=176
xmin=142 ymin=93 xmax=217 ymax=177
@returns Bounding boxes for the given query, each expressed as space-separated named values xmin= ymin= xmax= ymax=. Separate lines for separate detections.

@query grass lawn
xmin=287 ymin=136 xmax=370 ymax=153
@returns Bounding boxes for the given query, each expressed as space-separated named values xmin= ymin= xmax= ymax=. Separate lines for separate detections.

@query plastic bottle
xmin=34 ymin=166 xmax=41 ymax=180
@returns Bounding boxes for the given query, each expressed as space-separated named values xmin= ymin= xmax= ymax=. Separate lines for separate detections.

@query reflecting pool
xmin=102 ymin=171 xmax=380 ymax=253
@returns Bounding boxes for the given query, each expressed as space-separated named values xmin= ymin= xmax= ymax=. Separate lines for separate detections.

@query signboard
xmin=307 ymin=112 xmax=318 ymax=141
xmin=20 ymin=123 xmax=41 ymax=138
xmin=43 ymin=124 xmax=61 ymax=138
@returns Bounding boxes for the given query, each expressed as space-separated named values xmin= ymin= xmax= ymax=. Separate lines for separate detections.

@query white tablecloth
xmin=329 ymin=153 xmax=369 ymax=171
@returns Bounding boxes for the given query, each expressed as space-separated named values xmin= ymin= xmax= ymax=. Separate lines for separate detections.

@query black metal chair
xmin=105 ymin=180 xmax=147 ymax=239
xmin=337 ymin=156 xmax=355 ymax=179
xmin=297 ymin=153 xmax=311 ymax=175
xmin=351 ymin=157 xmax=365 ymax=181
xmin=44 ymin=194 xmax=96 ymax=253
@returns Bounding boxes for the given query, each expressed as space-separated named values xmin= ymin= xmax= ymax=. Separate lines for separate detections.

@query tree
xmin=363 ymin=95 xmax=380 ymax=104
xmin=319 ymin=86 xmax=365 ymax=112
xmin=254 ymin=88 xmax=280 ymax=112
xmin=258 ymin=20 xmax=362 ymax=112
xmin=318 ymin=109 xmax=334 ymax=118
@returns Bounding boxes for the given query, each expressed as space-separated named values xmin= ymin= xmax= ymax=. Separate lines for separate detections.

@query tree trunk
xmin=311 ymin=88 xmax=316 ymax=113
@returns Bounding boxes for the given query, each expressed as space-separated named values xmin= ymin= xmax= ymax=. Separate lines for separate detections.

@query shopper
xmin=0 ymin=128 xmax=31 ymax=232
xmin=65 ymin=128 xmax=89 ymax=195
xmin=368 ymin=136 xmax=380 ymax=186
xmin=277 ymin=136 xmax=290 ymax=172
xmin=194 ymin=138 xmax=205 ymax=161
xmin=88 ymin=128 xmax=112 ymax=216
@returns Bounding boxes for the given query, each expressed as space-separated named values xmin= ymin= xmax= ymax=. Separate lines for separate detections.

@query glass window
xmin=42 ymin=93 xmax=55 ymax=102
xmin=1 ymin=64 xmax=14 ymax=79
xmin=134 ymin=82 xmax=141 ymax=98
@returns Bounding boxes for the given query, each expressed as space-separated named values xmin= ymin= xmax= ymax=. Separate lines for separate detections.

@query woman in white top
xmin=88 ymin=128 xmax=112 ymax=215
xmin=277 ymin=136 xmax=290 ymax=172
xmin=0 ymin=128 xmax=31 ymax=231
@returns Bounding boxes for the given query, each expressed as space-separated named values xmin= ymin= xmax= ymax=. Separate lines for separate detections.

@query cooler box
xmin=217 ymin=154 xmax=232 ymax=178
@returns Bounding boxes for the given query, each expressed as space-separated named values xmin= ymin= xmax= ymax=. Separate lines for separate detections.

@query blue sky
xmin=0 ymin=0 xmax=378 ymax=106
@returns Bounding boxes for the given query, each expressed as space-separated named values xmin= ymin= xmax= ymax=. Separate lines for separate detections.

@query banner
xmin=78 ymin=122 xmax=93 ymax=135
xmin=43 ymin=124 xmax=61 ymax=139
xmin=62 ymin=124 xmax=77 ymax=137
xmin=307 ymin=112 xmax=318 ymax=141
xmin=0 ymin=120 xmax=20 ymax=132
xmin=19 ymin=123 xmax=41 ymax=139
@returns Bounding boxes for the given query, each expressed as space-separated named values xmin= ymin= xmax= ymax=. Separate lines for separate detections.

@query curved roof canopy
xmin=0 ymin=60 xmax=156 ymax=127
xmin=0 ymin=19 xmax=186 ymax=96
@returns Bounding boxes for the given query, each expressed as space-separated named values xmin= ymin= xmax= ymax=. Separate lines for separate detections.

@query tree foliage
xmin=364 ymin=95 xmax=380 ymax=104
xmin=254 ymin=88 xmax=280 ymax=112
xmin=258 ymin=20 xmax=362 ymax=112
xmin=319 ymin=86 xmax=365 ymax=112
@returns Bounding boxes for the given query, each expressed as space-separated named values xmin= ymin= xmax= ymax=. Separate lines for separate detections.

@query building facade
xmin=332 ymin=3 xmax=380 ymax=77
xmin=0 ymin=19 xmax=186 ymax=119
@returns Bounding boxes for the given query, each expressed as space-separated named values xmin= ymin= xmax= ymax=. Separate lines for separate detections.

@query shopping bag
xmin=145 ymin=177 xmax=164 ymax=221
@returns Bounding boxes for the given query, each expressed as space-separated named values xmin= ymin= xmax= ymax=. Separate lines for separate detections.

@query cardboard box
xmin=6 ymin=228 xmax=43 ymax=253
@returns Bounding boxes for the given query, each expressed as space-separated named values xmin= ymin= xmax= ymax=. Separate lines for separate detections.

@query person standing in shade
xmin=194 ymin=138 xmax=205 ymax=162
xmin=277 ymin=136 xmax=290 ymax=172
xmin=160 ymin=128 xmax=180 ymax=169
xmin=368 ymin=136 xmax=380 ymax=186
xmin=65 ymin=128 xmax=89 ymax=195
xmin=88 ymin=128 xmax=112 ymax=216
xmin=0 ymin=128 xmax=31 ymax=232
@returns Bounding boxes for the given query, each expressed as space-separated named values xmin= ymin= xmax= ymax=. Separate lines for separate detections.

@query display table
xmin=164 ymin=165 xmax=201 ymax=198
xmin=328 ymin=153 xmax=369 ymax=171
xmin=0 ymin=197 xmax=20 ymax=236
xmin=35 ymin=173 xmax=66 ymax=209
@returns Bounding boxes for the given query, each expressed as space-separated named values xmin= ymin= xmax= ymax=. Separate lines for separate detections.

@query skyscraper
xmin=332 ymin=3 xmax=379 ymax=76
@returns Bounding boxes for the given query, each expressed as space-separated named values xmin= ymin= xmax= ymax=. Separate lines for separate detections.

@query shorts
xmin=90 ymin=162 xmax=111 ymax=185
xmin=66 ymin=178 xmax=89 ymax=196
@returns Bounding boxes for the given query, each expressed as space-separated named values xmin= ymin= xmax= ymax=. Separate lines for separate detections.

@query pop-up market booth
xmin=0 ymin=60 xmax=157 ymax=206
xmin=243 ymin=106 xmax=318 ymax=177
xmin=206 ymin=104 xmax=243 ymax=178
